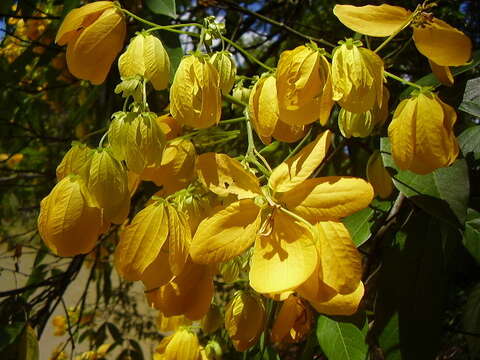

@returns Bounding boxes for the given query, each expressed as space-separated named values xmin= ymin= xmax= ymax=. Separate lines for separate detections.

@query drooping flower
xmin=276 ymin=45 xmax=333 ymax=126
xmin=55 ymin=1 xmax=126 ymax=84
xmin=170 ymin=55 xmax=221 ymax=129
xmin=388 ymin=90 xmax=459 ymax=174
xmin=332 ymin=39 xmax=384 ymax=113
xmin=118 ymin=33 xmax=170 ymax=90
xmin=224 ymin=291 xmax=266 ymax=351
xmin=38 ymin=176 xmax=103 ymax=257
xmin=333 ymin=3 xmax=472 ymax=85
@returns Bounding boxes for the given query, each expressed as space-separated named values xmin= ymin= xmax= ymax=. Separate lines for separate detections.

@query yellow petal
xmin=55 ymin=1 xmax=114 ymax=45
xmin=155 ymin=260 xmax=214 ymax=320
xmin=333 ymin=4 xmax=411 ymax=37
xmin=196 ymin=153 xmax=262 ymax=199
xmin=140 ymin=250 xmax=172 ymax=294
xmin=164 ymin=329 xmax=200 ymax=360
xmin=167 ymin=205 xmax=191 ymax=276
xmin=118 ymin=33 xmax=145 ymax=78
xmin=271 ymin=295 xmax=313 ymax=344
xmin=279 ymin=177 xmax=374 ymax=222
xmin=225 ymin=291 xmax=266 ymax=352
xmin=114 ymin=202 xmax=168 ymax=281
xmin=144 ymin=34 xmax=171 ymax=90
xmin=200 ymin=304 xmax=223 ymax=334
xmin=248 ymin=75 xmax=279 ymax=139
xmin=366 ymin=150 xmax=393 ymax=199
xmin=156 ymin=313 xmax=192 ymax=333
xmin=56 ymin=143 xmax=92 ymax=181
xmin=338 ymin=108 xmax=374 ymax=139
xmin=429 ymin=59 xmax=454 ymax=87
xmin=271 ymin=120 xmax=308 ymax=143
xmin=249 ymin=210 xmax=318 ymax=294
xmin=413 ymin=18 xmax=472 ymax=66
xmin=66 ymin=7 xmax=126 ymax=84
xmin=307 ymin=282 xmax=364 ymax=316
xmin=190 ymin=199 xmax=261 ymax=264
xmin=38 ymin=177 xmax=102 ymax=257
xmin=209 ymin=51 xmax=236 ymax=95
xmin=315 ymin=221 xmax=362 ymax=294
xmin=269 ymin=130 xmax=333 ymax=193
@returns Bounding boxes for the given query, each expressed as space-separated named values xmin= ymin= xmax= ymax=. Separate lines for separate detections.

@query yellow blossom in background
xmin=388 ymin=91 xmax=459 ymax=174
xmin=333 ymin=3 xmax=472 ymax=85
xmin=170 ymin=55 xmax=221 ymax=129
xmin=224 ymin=291 xmax=266 ymax=351
xmin=276 ymin=45 xmax=333 ymax=126
xmin=118 ymin=33 xmax=171 ymax=90
xmin=367 ymin=150 xmax=393 ymax=199
xmin=332 ymin=39 xmax=384 ymax=113
xmin=52 ymin=315 xmax=67 ymax=336
xmin=0 ymin=153 xmax=24 ymax=168
xmin=55 ymin=1 xmax=126 ymax=84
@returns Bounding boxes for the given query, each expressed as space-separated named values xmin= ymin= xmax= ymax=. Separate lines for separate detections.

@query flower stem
xmin=384 ymin=70 xmax=424 ymax=90
xmin=221 ymin=35 xmax=274 ymax=72
xmin=374 ymin=15 xmax=414 ymax=53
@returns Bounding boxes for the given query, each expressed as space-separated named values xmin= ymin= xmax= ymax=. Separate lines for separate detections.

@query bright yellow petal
xmin=366 ymin=151 xmax=393 ymax=199
xmin=196 ymin=153 xmax=262 ymax=199
xmin=118 ymin=33 xmax=145 ymax=78
xmin=248 ymin=75 xmax=279 ymax=139
xmin=315 ymin=221 xmax=362 ymax=294
xmin=333 ymin=4 xmax=411 ymax=37
xmin=190 ymin=199 xmax=261 ymax=264
xmin=141 ymin=250 xmax=173 ymax=294
xmin=167 ymin=205 xmax=191 ymax=276
xmin=279 ymin=177 xmax=374 ymax=222
xmin=308 ymin=282 xmax=364 ymax=316
xmin=413 ymin=18 xmax=472 ymax=66
xmin=429 ymin=59 xmax=454 ymax=87
xmin=164 ymin=329 xmax=200 ymax=360
xmin=114 ymin=202 xmax=168 ymax=281
xmin=249 ymin=210 xmax=318 ymax=294
xmin=269 ymin=130 xmax=333 ymax=193
xmin=144 ymin=34 xmax=170 ymax=91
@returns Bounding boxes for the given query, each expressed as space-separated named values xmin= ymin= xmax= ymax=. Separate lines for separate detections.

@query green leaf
xmin=107 ymin=322 xmax=123 ymax=344
xmin=145 ymin=0 xmax=176 ymax=18
xmin=377 ymin=313 xmax=401 ymax=360
xmin=463 ymin=209 xmax=480 ymax=263
xmin=463 ymin=283 xmax=480 ymax=356
xmin=343 ymin=199 xmax=391 ymax=247
xmin=458 ymin=126 xmax=480 ymax=160
xmin=380 ymin=138 xmax=469 ymax=226
xmin=316 ymin=315 xmax=368 ymax=360
xmin=0 ymin=0 xmax=14 ymax=13
xmin=459 ymin=78 xmax=480 ymax=117
xmin=0 ymin=322 xmax=25 ymax=352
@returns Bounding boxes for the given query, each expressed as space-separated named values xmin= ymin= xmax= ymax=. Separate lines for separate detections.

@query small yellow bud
xmin=170 ymin=55 xmax=221 ymax=129
xmin=224 ymin=291 xmax=266 ymax=351
xmin=338 ymin=108 xmax=374 ymax=138
xmin=118 ymin=33 xmax=170 ymax=90
xmin=209 ymin=51 xmax=236 ymax=94
xmin=332 ymin=39 xmax=384 ymax=113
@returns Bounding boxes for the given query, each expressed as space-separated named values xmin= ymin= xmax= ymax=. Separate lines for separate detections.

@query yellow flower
xmin=170 ymin=55 xmax=221 ymax=129
xmin=248 ymin=74 xmax=308 ymax=144
xmin=190 ymin=130 xmax=373 ymax=310
xmin=118 ymin=33 xmax=170 ymax=90
xmin=270 ymin=295 xmax=314 ymax=343
xmin=333 ymin=3 xmax=472 ymax=84
xmin=388 ymin=91 xmax=459 ymax=174
xmin=163 ymin=328 xmax=200 ymax=360
xmin=277 ymin=45 xmax=334 ymax=126
xmin=55 ymin=1 xmax=126 ymax=84
xmin=367 ymin=150 xmax=393 ymax=199
xmin=332 ymin=39 xmax=384 ymax=113
xmin=0 ymin=153 xmax=24 ymax=169
xmin=224 ymin=291 xmax=266 ymax=351
xmin=38 ymin=176 xmax=103 ymax=257
xmin=209 ymin=51 xmax=237 ymax=95
xmin=52 ymin=315 xmax=67 ymax=336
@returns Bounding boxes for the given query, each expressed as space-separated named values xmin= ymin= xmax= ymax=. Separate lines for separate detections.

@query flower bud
xmin=338 ymin=108 xmax=374 ymax=138
xmin=231 ymin=81 xmax=251 ymax=112
xmin=210 ymin=51 xmax=236 ymax=94
xmin=224 ymin=291 xmax=266 ymax=351
xmin=164 ymin=329 xmax=200 ymax=360
xmin=118 ymin=33 xmax=170 ymax=90
xmin=277 ymin=45 xmax=333 ymax=126
xmin=367 ymin=151 xmax=393 ymax=199
xmin=271 ymin=295 xmax=314 ymax=344
xmin=332 ymin=39 xmax=384 ymax=113
xmin=170 ymin=55 xmax=221 ymax=129
xmin=204 ymin=340 xmax=223 ymax=360
xmin=55 ymin=1 xmax=126 ymax=84
xmin=388 ymin=91 xmax=458 ymax=174
xmin=38 ymin=176 xmax=102 ymax=257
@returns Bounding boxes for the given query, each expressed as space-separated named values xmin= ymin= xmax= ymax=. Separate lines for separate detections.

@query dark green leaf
xmin=316 ymin=315 xmax=368 ymax=360
xmin=107 ymin=322 xmax=123 ymax=344
xmin=458 ymin=126 xmax=480 ymax=160
xmin=343 ymin=199 xmax=391 ymax=247
xmin=0 ymin=322 xmax=25 ymax=352
xmin=463 ymin=209 xmax=480 ymax=263
xmin=459 ymin=78 xmax=480 ymax=117
xmin=0 ymin=0 xmax=14 ymax=14
xmin=128 ymin=339 xmax=144 ymax=360
xmin=463 ymin=283 xmax=480 ymax=356
xmin=145 ymin=0 xmax=176 ymax=18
